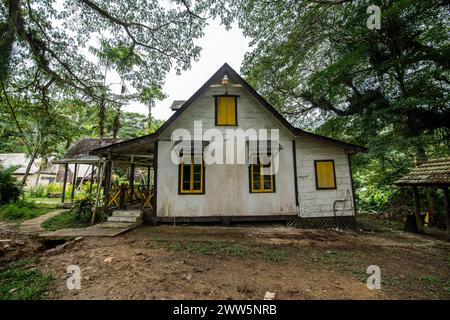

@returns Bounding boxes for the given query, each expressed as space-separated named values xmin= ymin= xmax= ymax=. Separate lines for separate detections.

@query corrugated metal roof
xmin=394 ymin=157 xmax=450 ymax=186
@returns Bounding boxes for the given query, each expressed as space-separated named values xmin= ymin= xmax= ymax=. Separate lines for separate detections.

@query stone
xmin=103 ymin=256 xmax=113 ymax=263
xmin=264 ymin=291 xmax=276 ymax=300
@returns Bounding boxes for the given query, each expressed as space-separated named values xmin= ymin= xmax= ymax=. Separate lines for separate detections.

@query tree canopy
xmin=230 ymin=0 xmax=449 ymax=212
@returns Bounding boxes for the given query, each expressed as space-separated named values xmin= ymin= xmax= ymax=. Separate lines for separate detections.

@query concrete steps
xmin=107 ymin=209 xmax=143 ymax=225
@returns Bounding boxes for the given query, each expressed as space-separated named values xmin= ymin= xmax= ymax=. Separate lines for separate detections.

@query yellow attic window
xmin=215 ymin=95 xmax=237 ymax=126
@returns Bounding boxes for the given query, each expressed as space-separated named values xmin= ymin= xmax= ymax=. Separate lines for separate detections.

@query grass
xmin=165 ymin=240 xmax=288 ymax=262
xmin=0 ymin=201 xmax=56 ymax=222
xmin=0 ymin=259 xmax=52 ymax=300
xmin=309 ymin=250 xmax=356 ymax=266
xmin=42 ymin=210 xmax=90 ymax=231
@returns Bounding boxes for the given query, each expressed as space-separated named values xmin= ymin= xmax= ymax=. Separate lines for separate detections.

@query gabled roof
xmin=92 ymin=63 xmax=366 ymax=155
xmin=394 ymin=157 xmax=450 ymax=186
xmin=56 ymin=138 xmax=122 ymax=163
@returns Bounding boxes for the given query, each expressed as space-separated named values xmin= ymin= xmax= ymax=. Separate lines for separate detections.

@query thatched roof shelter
xmin=394 ymin=157 xmax=450 ymax=187
xmin=394 ymin=157 xmax=450 ymax=238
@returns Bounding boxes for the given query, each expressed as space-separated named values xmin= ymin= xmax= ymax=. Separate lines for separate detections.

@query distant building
xmin=0 ymin=153 xmax=66 ymax=189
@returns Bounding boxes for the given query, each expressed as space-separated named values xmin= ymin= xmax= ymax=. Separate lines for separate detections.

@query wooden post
xmin=412 ymin=186 xmax=424 ymax=234
xmin=61 ymin=163 xmax=68 ymax=203
xmin=147 ymin=166 xmax=151 ymax=190
xmin=89 ymin=164 xmax=95 ymax=194
xmin=119 ymin=184 xmax=127 ymax=209
xmin=443 ymin=186 xmax=450 ymax=240
xmin=129 ymin=163 xmax=135 ymax=200
xmin=103 ymin=160 xmax=112 ymax=210
xmin=70 ymin=163 xmax=78 ymax=203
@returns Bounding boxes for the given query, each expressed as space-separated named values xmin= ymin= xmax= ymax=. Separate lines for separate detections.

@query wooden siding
xmin=157 ymin=79 xmax=297 ymax=217
xmin=295 ymin=137 xmax=355 ymax=218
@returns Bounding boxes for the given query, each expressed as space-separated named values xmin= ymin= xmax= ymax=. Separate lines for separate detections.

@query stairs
xmin=107 ymin=209 xmax=143 ymax=225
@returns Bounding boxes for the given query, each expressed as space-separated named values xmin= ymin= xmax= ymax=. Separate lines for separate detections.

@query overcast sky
xmin=123 ymin=20 xmax=250 ymax=121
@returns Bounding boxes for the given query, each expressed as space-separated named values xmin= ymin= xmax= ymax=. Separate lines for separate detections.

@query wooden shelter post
xmin=147 ymin=166 xmax=151 ymax=190
xmin=443 ymin=187 xmax=450 ymax=240
xmin=103 ymin=160 xmax=112 ymax=209
xmin=412 ymin=186 xmax=424 ymax=234
xmin=89 ymin=165 xmax=95 ymax=194
xmin=129 ymin=163 xmax=135 ymax=199
xmin=61 ymin=163 xmax=68 ymax=203
xmin=70 ymin=163 xmax=78 ymax=202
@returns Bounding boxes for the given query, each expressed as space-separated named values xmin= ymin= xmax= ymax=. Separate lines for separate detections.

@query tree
xmin=236 ymin=0 xmax=449 ymax=154
xmin=0 ymin=85 xmax=79 ymax=185
xmin=230 ymin=0 xmax=449 ymax=211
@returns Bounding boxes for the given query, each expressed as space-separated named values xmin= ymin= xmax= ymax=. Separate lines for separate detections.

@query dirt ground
xmin=1 ymin=218 xmax=449 ymax=300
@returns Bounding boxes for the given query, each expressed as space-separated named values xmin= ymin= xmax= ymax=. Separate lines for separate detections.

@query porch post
xmin=103 ymin=160 xmax=112 ymax=209
xmin=61 ymin=163 xmax=68 ymax=203
xmin=147 ymin=166 xmax=151 ymax=190
xmin=443 ymin=186 xmax=450 ymax=240
xmin=89 ymin=164 xmax=95 ymax=194
xmin=412 ymin=186 xmax=424 ymax=234
xmin=70 ymin=163 xmax=78 ymax=203
xmin=129 ymin=163 xmax=135 ymax=200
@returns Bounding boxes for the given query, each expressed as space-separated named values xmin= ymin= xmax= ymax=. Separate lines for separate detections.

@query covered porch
xmin=90 ymin=134 xmax=157 ymax=215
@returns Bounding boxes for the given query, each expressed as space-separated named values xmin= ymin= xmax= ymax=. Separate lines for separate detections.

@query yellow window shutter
xmin=226 ymin=96 xmax=236 ymax=125
xmin=316 ymin=161 xmax=336 ymax=189
xmin=216 ymin=97 xmax=227 ymax=125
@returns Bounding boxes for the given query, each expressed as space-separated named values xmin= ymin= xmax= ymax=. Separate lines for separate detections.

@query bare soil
xmin=1 ymin=218 xmax=449 ymax=300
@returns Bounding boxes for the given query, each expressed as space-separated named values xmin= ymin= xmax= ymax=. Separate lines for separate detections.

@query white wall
xmin=156 ymin=79 xmax=297 ymax=217
xmin=295 ymin=137 xmax=355 ymax=218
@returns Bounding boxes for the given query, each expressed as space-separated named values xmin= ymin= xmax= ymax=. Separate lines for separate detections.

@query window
xmin=249 ymin=154 xmax=275 ymax=193
xmin=179 ymin=154 xmax=204 ymax=194
xmin=314 ymin=160 xmax=336 ymax=189
xmin=215 ymin=95 xmax=237 ymax=126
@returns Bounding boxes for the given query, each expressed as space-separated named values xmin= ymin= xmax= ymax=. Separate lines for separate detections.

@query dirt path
xmin=19 ymin=210 xmax=67 ymax=235
xmin=32 ymin=224 xmax=449 ymax=300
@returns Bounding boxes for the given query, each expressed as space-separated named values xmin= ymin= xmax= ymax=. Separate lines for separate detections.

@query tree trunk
xmin=21 ymin=144 xmax=39 ymax=187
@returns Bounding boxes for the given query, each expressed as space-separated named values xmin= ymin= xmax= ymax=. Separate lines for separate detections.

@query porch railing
xmin=107 ymin=185 xmax=154 ymax=210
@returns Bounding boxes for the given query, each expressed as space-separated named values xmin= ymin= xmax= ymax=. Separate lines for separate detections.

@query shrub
xmin=0 ymin=165 xmax=22 ymax=204
xmin=28 ymin=185 xmax=46 ymax=198
xmin=70 ymin=195 xmax=95 ymax=223
xmin=46 ymin=182 xmax=62 ymax=194
xmin=0 ymin=200 xmax=46 ymax=221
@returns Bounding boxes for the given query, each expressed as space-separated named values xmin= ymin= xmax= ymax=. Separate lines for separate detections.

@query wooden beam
xmin=89 ymin=164 xmax=95 ymax=194
xmin=103 ymin=160 xmax=112 ymax=210
xmin=129 ymin=163 xmax=135 ymax=200
xmin=147 ymin=166 xmax=151 ymax=190
xmin=61 ymin=163 xmax=68 ymax=203
xmin=443 ymin=187 xmax=450 ymax=240
xmin=70 ymin=163 xmax=78 ymax=203
xmin=412 ymin=186 xmax=424 ymax=234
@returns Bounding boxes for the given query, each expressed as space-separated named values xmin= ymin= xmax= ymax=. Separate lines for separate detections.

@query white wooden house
xmin=92 ymin=64 xmax=366 ymax=228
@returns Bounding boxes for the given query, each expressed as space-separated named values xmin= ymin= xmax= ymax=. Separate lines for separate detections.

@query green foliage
xmin=70 ymin=195 xmax=95 ymax=223
xmin=42 ymin=195 xmax=97 ymax=231
xmin=233 ymin=0 xmax=450 ymax=214
xmin=0 ymin=201 xmax=51 ymax=221
xmin=0 ymin=259 xmax=52 ymax=300
xmin=42 ymin=210 xmax=90 ymax=231
xmin=28 ymin=186 xmax=46 ymax=198
xmin=0 ymin=165 xmax=22 ymax=204
xmin=46 ymin=182 xmax=62 ymax=194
